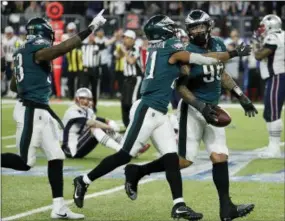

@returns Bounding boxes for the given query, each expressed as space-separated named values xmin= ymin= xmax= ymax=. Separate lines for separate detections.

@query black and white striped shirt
xmin=81 ymin=44 xmax=100 ymax=68
xmin=123 ymin=46 xmax=142 ymax=77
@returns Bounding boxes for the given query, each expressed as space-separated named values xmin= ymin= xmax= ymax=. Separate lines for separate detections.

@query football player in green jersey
xmin=124 ymin=10 xmax=257 ymax=221
xmin=73 ymin=14 xmax=251 ymax=220
xmin=1 ymin=10 xmax=106 ymax=219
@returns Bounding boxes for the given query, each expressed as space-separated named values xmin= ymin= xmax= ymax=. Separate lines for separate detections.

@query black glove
xmin=239 ymin=94 xmax=258 ymax=117
xmin=229 ymin=42 xmax=251 ymax=58
xmin=235 ymin=42 xmax=251 ymax=56
xmin=201 ymin=104 xmax=218 ymax=124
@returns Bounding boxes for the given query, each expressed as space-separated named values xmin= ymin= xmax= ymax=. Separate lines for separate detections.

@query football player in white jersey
xmin=2 ymin=26 xmax=18 ymax=96
xmin=62 ymin=88 xmax=122 ymax=158
xmin=253 ymin=14 xmax=285 ymax=158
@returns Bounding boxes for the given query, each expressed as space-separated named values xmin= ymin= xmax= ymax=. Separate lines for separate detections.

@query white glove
xmin=89 ymin=9 xmax=107 ymax=31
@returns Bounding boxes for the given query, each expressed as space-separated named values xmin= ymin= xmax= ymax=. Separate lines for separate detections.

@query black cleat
xmin=171 ymin=203 xmax=203 ymax=221
xmin=220 ymin=203 xmax=255 ymax=221
xmin=73 ymin=176 xmax=89 ymax=208
xmin=124 ymin=164 xmax=142 ymax=200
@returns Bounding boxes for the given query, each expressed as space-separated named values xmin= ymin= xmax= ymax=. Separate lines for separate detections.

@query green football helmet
xmin=144 ymin=15 xmax=177 ymax=42
xmin=26 ymin=17 xmax=54 ymax=43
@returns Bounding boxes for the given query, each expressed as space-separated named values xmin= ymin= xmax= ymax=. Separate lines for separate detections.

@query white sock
xmin=83 ymin=174 xmax=92 ymax=185
xmin=52 ymin=197 xmax=65 ymax=211
xmin=173 ymin=197 xmax=184 ymax=205
xmin=93 ymin=128 xmax=121 ymax=151
xmin=111 ymin=132 xmax=123 ymax=144
xmin=267 ymin=119 xmax=283 ymax=149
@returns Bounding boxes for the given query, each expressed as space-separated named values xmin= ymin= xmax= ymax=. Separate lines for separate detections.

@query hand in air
xmin=89 ymin=9 xmax=107 ymax=31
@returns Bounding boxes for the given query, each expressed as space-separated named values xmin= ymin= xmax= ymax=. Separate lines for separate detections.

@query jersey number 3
xmin=13 ymin=53 xmax=24 ymax=82
xmin=202 ymin=63 xmax=224 ymax=83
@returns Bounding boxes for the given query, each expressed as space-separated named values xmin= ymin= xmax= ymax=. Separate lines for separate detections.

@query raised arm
xmin=35 ymin=10 xmax=106 ymax=62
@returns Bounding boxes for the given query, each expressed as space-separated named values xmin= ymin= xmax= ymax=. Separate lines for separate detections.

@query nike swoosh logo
xmin=74 ymin=187 xmax=80 ymax=199
xmin=56 ymin=213 xmax=67 ymax=218
xmin=176 ymin=209 xmax=188 ymax=214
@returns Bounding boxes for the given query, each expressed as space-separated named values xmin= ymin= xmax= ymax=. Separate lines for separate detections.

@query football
xmin=212 ymin=106 xmax=232 ymax=127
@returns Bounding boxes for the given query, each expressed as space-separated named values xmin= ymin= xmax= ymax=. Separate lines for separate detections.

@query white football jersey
xmin=62 ymin=104 xmax=95 ymax=136
xmin=260 ymin=30 xmax=285 ymax=79
xmin=1 ymin=35 xmax=18 ymax=62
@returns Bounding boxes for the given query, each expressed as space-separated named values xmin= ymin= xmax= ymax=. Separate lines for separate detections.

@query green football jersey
xmin=13 ymin=37 xmax=52 ymax=105
xmin=186 ymin=37 xmax=227 ymax=105
xmin=140 ymin=37 xmax=184 ymax=113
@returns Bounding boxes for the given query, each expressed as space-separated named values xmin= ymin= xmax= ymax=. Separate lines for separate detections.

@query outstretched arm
xmin=10 ymin=74 xmax=17 ymax=93
xmin=35 ymin=10 xmax=106 ymax=62
xmin=169 ymin=42 xmax=251 ymax=65
xmin=221 ymin=70 xmax=258 ymax=117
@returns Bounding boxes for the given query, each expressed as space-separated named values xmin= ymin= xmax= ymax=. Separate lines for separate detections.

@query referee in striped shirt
xmin=81 ymin=34 xmax=102 ymax=111
xmin=115 ymin=30 xmax=142 ymax=127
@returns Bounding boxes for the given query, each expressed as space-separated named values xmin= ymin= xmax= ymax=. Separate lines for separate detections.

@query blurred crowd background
xmin=1 ymin=1 xmax=285 ymax=103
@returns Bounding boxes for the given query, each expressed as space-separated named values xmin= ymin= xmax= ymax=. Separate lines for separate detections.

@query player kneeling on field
xmin=62 ymin=88 xmax=149 ymax=158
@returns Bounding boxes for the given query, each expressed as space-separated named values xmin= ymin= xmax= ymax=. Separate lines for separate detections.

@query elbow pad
xmin=189 ymin=53 xmax=218 ymax=65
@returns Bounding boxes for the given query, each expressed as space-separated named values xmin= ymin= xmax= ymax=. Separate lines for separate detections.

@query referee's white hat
xmin=123 ymin=30 xmax=136 ymax=40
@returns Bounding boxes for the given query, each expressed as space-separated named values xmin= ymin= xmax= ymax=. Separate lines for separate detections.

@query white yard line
xmin=1 ymin=135 xmax=16 ymax=140
xmin=2 ymin=178 xmax=156 ymax=221
xmin=5 ymin=144 xmax=16 ymax=148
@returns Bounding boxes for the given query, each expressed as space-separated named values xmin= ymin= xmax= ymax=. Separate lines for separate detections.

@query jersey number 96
xmin=202 ymin=63 xmax=224 ymax=83
xmin=13 ymin=53 xmax=24 ymax=82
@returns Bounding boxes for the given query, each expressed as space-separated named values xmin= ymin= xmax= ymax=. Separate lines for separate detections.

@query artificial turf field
xmin=1 ymin=99 xmax=284 ymax=221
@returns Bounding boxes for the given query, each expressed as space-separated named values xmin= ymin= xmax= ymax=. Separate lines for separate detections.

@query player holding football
xmin=1 ymin=10 xmax=106 ymax=219
xmin=253 ymin=14 xmax=285 ymax=158
xmin=73 ymin=14 xmax=251 ymax=220
xmin=124 ymin=10 xmax=257 ymax=221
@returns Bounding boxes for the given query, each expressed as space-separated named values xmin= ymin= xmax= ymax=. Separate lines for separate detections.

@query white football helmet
xmin=75 ymin=88 xmax=93 ymax=109
xmin=260 ymin=14 xmax=282 ymax=35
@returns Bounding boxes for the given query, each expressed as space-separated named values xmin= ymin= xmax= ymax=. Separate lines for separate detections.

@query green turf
xmin=1 ymin=102 xmax=284 ymax=220
xmin=237 ymin=159 xmax=285 ymax=176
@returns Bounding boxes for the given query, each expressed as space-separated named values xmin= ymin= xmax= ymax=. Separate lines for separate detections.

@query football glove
xmin=89 ymin=9 xmax=106 ymax=31
xmin=201 ymin=104 xmax=218 ymax=125
xmin=239 ymin=94 xmax=258 ymax=117
xmin=235 ymin=42 xmax=251 ymax=57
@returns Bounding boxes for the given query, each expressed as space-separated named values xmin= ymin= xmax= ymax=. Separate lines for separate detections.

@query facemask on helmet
xmin=187 ymin=23 xmax=210 ymax=46
xmin=75 ymin=88 xmax=93 ymax=109
xmin=185 ymin=10 xmax=214 ymax=47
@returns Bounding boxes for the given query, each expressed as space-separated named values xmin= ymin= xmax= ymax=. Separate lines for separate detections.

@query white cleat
xmin=257 ymin=148 xmax=282 ymax=159
xmin=51 ymin=205 xmax=85 ymax=219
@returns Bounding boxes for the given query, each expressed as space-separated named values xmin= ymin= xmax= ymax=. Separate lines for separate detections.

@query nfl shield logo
xmin=216 ymin=45 xmax=222 ymax=51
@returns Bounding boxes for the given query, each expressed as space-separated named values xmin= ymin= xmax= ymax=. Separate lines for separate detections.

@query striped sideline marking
xmin=6 ymin=144 xmax=16 ymax=148
xmin=2 ymin=178 xmax=156 ymax=221
xmin=1 ymin=135 xmax=16 ymax=140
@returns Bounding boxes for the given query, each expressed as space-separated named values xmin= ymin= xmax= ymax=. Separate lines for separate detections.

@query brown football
xmin=212 ymin=106 xmax=231 ymax=127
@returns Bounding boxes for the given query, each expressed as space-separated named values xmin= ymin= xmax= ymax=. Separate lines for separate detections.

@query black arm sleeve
xmin=263 ymin=44 xmax=277 ymax=51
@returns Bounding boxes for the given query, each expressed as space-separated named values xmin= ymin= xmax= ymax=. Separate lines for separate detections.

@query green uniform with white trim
xmin=140 ymin=37 xmax=185 ymax=113
xmin=13 ymin=37 xmax=52 ymax=105
xmin=122 ymin=37 xmax=184 ymax=156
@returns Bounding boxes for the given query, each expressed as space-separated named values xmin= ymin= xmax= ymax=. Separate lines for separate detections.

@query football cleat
xmin=73 ymin=176 xmax=89 ymax=208
xmin=124 ymin=164 xmax=143 ymax=200
xmin=220 ymin=203 xmax=255 ymax=221
xmin=51 ymin=205 xmax=85 ymax=219
xmin=171 ymin=203 xmax=203 ymax=221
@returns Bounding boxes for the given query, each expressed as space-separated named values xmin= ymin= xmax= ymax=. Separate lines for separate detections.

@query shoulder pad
xmin=263 ymin=33 xmax=278 ymax=45
xmin=32 ymin=38 xmax=51 ymax=46
xmin=166 ymin=38 xmax=185 ymax=50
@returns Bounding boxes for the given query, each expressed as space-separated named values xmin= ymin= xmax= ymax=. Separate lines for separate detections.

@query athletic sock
xmin=93 ymin=128 xmax=121 ymax=151
xmin=163 ymin=153 xmax=184 ymax=202
xmin=267 ymin=119 xmax=283 ymax=149
xmin=48 ymin=160 xmax=63 ymax=198
xmin=87 ymin=150 xmax=132 ymax=182
xmin=52 ymin=197 xmax=65 ymax=211
xmin=1 ymin=153 xmax=31 ymax=171
xmin=139 ymin=157 xmax=165 ymax=176
xmin=212 ymin=161 xmax=230 ymax=207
